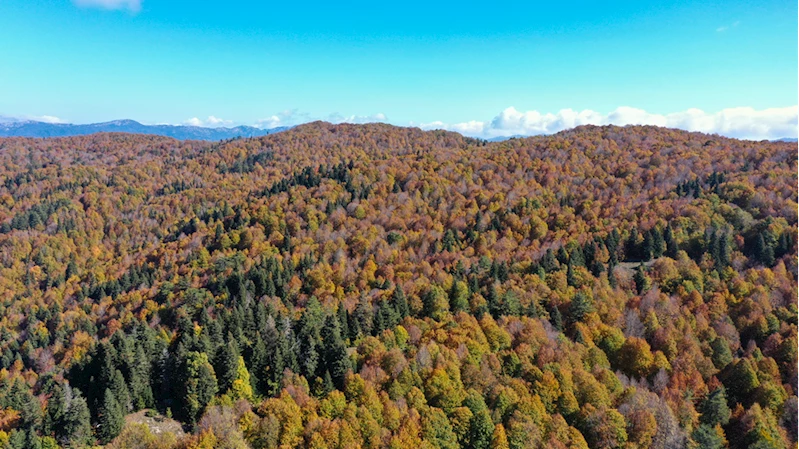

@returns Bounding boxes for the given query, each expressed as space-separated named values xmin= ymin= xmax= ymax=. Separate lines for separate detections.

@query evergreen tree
xmin=755 ymin=233 xmax=775 ymax=266
xmin=633 ymin=264 xmax=650 ymax=294
xmin=568 ymin=291 xmax=593 ymax=324
xmin=97 ymin=389 xmax=124 ymax=444
xmin=214 ymin=337 xmax=240 ymax=393
xmin=625 ymin=228 xmax=640 ymax=261
xmin=321 ymin=315 xmax=351 ymax=391
xmin=42 ymin=383 xmax=65 ymax=437
xmin=566 ymin=258 xmax=577 ymax=287
xmin=392 ymin=285 xmax=409 ymax=319
xmin=642 ymin=230 xmax=654 ymax=261
xmin=180 ymin=351 xmax=218 ymax=426
xmin=549 ymin=304 xmax=563 ymax=332
xmin=61 ymin=389 xmax=93 ymax=448
xmin=664 ymin=224 xmax=678 ymax=258
xmin=337 ymin=304 xmax=350 ymax=340
xmin=24 ymin=429 xmax=42 ymax=449
xmin=710 ymin=337 xmax=733 ymax=369
xmin=109 ymin=369 xmax=130 ymax=413
xmin=699 ymin=387 xmax=731 ymax=427
xmin=691 ymin=424 xmax=724 ymax=449
xmin=353 ymin=296 xmax=374 ymax=336
xmin=651 ymin=227 xmax=664 ymax=258
xmin=541 ymin=249 xmax=559 ymax=272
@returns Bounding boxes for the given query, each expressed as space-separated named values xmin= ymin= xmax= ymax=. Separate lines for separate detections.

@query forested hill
xmin=0 ymin=122 xmax=795 ymax=449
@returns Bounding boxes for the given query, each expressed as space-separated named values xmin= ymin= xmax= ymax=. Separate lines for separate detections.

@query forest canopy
xmin=0 ymin=122 xmax=794 ymax=449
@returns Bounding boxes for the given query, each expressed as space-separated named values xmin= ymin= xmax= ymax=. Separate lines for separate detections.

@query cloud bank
xmin=255 ymin=110 xmax=387 ymax=129
xmin=183 ymin=116 xmax=232 ymax=127
xmin=420 ymin=106 xmax=798 ymax=140
xmin=0 ymin=114 xmax=65 ymax=124
xmin=73 ymin=0 xmax=141 ymax=12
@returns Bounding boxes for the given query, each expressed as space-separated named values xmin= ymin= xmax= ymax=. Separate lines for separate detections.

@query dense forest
xmin=0 ymin=122 xmax=794 ymax=449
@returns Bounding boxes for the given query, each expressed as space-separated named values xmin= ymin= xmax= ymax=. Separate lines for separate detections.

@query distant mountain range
xmin=773 ymin=137 xmax=798 ymax=143
xmin=0 ymin=119 xmax=289 ymax=140
xmin=486 ymin=135 xmax=527 ymax=142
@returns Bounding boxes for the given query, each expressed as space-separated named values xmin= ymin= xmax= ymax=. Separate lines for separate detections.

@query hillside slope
xmin=0 ymin=123 xmax=795 ymax=449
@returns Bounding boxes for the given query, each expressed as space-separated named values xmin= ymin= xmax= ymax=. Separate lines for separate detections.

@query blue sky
xmin=0 ymin=0 xmax=796 ymax=138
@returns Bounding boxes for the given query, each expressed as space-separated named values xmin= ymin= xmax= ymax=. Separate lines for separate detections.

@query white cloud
xmin=35 ymin=115 xmax=65 ymax=124
xmin=73 ymin=0 xmax=141 ymax=12
xmin=421 ymin=106 xmax=798 ymax=140
xmin=254 ymin=110 xmax=387 ymax=128
xmin=0 ymin=114 xmax=65 ymax=124
xmin=255 ymin=109 xmax=313 ymax=129
xmin=205 ymin=115 xmax=231 ymax=126
xmin=717 ymin=20 xmax=740 ymax=32
xmin=182 ymin=116 xmax=232 ymax=128
xmin=328 ymin=112 xmax=388 ymax=124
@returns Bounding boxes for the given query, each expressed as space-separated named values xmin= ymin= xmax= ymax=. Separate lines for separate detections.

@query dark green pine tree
xmin=213 ymin=336 xmax=240 ymax=393
xmin=373 ymin=299 xmax=399 ymax=335
xmin=548 ymin=304 xmax=563 ymax=332
xmin=24 ymin=429 xmax=41 ymax=449
xmin=180 ymin=351 xmax=218 ymax=426
xmin=566 ymin=258 xmax=577 ymax=287
xmin=337 ymin=304 xmax=350 ymax=342
xmin=691 ymin=424 xmax=724 ymax=449
xmin=322 ymin=370 xmax=335 ymax=395
xmin=391 ymin=285 xmax=409 ymax=319
xmin=698 ymin=386 xmax=731 ymax=427
xmin=556 ymin=247 xmax=570 ymax=265
xmin=299 ymin=332 xmax=320 ymax=381
xmin=130 ymin=344 xmax=154 ymax=409
xmin=353 ymin=297 xmax=374 ymax=336
xmin=278 ymin=319 xmax=296 ymax=379
xmin=260 ymin=316 xmax=287 ymax=395
xmin=570 ymin=246 xmax=585 ymax=267
xmin=633 ymin=264 xmax=650 ymax=294
xmin=541 ymin=249 xmax=559 ymax=272
xmin=590 ymin=259 xmax=605 ymax=277
xmin=651 ymin=227 xmax=664 ymax=258
xmin=664 ymin=224 xmax=678 ymax=258
xmin=486 ymin=283 xmax=500 ymax=319
xmin=716 ymin=232 xmax=731 ymax=268
xmin=754 ymin=233 xmax=775 ymax=266
xmin=321 ymin=315 xmax=351 ymax=391
xmin=61 ymin=388 xmax=93 ymax=448
xmin=97 ymin=389 xmax=124 ymax=444
xmin=625 ymin=228 xmax=640 ymax=261
xmin=568 ymin=291 xmax=593 ymax=324
xmin=641 ymin=230 xmax=654 ymax=261
xmin=109 ymin=369 xmax=130 ymax=413
xmin=249 ymin=334 xmax=268 ymax=396
xmin=42 ymin=383 xmax=65 ymax=437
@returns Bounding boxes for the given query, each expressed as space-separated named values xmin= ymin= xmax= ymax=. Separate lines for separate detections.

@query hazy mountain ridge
xmin=0 ymin=119 xmax=289 ymax=140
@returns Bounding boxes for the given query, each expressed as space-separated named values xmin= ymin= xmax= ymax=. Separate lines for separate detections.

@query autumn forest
xmin=0 ymin=122 xmax=795 ymax=449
